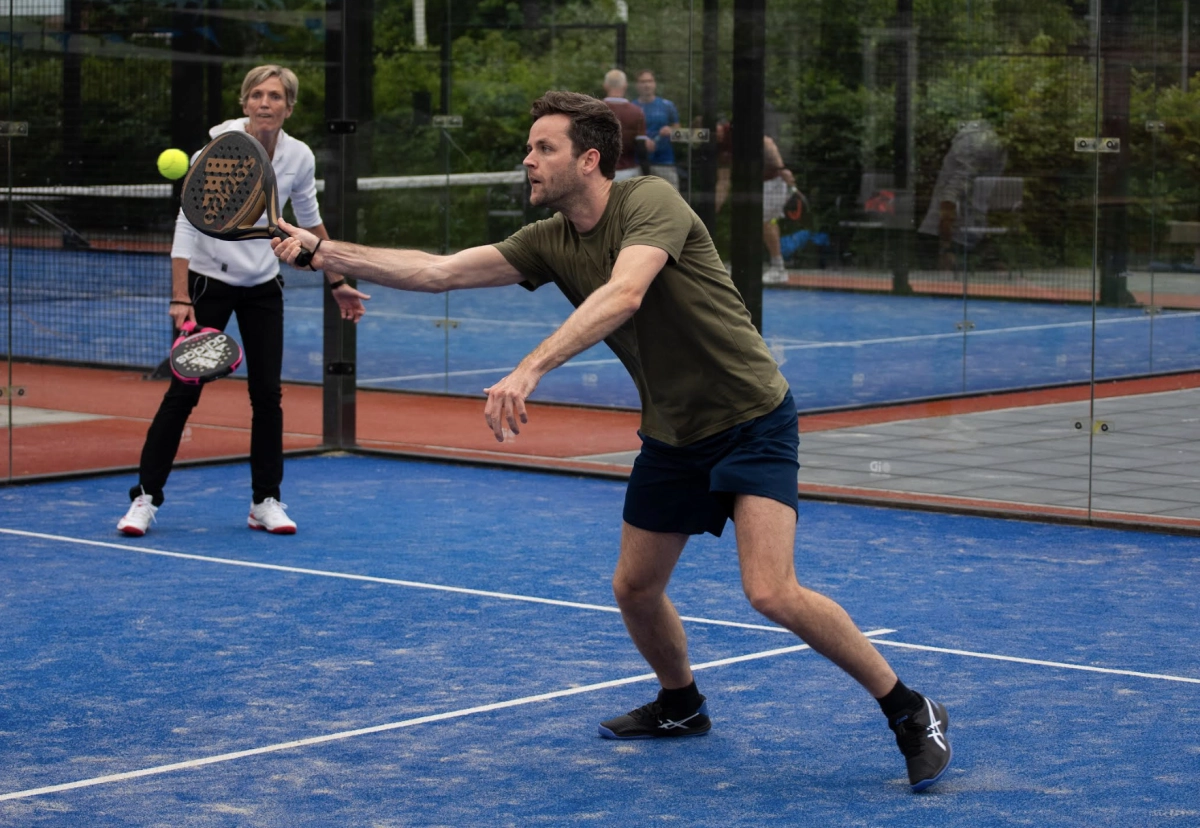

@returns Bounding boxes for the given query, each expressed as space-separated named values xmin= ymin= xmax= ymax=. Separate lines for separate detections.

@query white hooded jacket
xmin=170 ymin=117 xmax=323 ymax=286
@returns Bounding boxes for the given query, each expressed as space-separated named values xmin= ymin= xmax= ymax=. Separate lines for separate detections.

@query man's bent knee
xmin=612 ymin=573 xmax=666 ymax=609
xmin=743 ymin=581 xmax=801 ymax=624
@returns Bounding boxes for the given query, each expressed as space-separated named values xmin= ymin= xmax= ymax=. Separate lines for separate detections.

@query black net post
xmin=730 ymin=0 xmax=766 ymax=332
xmin=322 ymin=0 xmax=373 ymax=447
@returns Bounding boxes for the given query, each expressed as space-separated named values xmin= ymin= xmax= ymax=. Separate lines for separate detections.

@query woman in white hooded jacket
xmin=118 ymin=64 xmax=369 ymax=537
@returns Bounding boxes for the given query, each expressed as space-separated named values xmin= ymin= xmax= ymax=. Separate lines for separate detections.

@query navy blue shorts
xmin=623 ymin=390 xmax=799 ymax=537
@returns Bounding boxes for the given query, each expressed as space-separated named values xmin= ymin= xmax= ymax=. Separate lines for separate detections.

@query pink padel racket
xmin=169 ymin=320 xmax=244 ymax=385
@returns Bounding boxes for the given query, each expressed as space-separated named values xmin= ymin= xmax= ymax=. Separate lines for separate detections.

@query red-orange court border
xmin=3 ymin=362 xmax=1199 ymax=532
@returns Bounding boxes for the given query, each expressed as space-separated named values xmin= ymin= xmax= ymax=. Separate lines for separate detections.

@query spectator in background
xmin=715 ymin=120 xmax=797 ymax=284
xmin=918 ymin=119 xmax=1007 ymax=271
xmin=602 ymin=69 xmax=654 ymax=182
xmin=633 ymin=69 xmax=681 ymax=190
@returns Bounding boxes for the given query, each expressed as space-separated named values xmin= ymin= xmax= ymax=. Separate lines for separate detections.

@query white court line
xmin=4 ymin=625 xmax=1196 ymax=803
xmin=871 ymin=638 xmax=1200 ymax=685
xmin=0 ymin=529 xmax=787 ymax=634
xmin=6 ymin=530 xmax=1198 ymax=683
xmin=7 ymin=530 xmax=1197 ymax=686
xmin=4 ymin=532 xmax=1198 ymax=802
xmin=0 ymin=636 xmax=892 ymax=803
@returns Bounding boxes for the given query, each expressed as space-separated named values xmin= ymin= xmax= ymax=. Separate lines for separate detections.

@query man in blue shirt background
xmin=634 ymin=69 xmax=681 ymax=190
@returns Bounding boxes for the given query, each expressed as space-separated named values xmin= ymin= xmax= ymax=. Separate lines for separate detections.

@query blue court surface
xmin=207 ymin=280 xmax=1200 ymax=408
xmin=1 ymin=454 xmax=1197 ymax=826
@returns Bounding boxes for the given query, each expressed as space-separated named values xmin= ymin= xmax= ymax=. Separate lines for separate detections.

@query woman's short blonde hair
xmin=239 ymin=65 xmax=299 ymax=108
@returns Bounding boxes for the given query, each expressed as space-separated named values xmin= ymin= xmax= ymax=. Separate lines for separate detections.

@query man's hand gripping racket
xmin=180 ymin=131 xmax=316 ymax=267
xmin=182 ymin=131 xmax=370 ymax=321
xmin=270 ymin=217 xmax=322 ymax=270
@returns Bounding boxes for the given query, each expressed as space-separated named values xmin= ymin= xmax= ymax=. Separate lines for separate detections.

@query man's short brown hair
xmin=530 ymin=91 xmax=621 ymax=180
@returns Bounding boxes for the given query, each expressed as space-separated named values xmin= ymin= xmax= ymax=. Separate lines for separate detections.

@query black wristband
xmin=308 ymin=238 xmax=323 ymax=271
xmin=169 ymin=300 xmax=193 ymax=306
xmin=328 ymin=277 xmax=346 ymax=290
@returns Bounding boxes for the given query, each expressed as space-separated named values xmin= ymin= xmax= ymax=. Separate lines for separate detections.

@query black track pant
xmin=131 ymin=272 xmax=285 ymax=506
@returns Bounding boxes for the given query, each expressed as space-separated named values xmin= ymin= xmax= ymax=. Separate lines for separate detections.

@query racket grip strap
xmin=294 ymin=238 xmax=320 ymax=270
xmin=297 ymin=237 xmax=321 ymax=268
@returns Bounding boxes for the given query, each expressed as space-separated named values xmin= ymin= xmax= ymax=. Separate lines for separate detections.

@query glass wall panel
xmin=2 ymin=0 xmax=1195 ymax=528
xmin=755 ymin=3 xmax=970 ymax=416
xmin=765 ymin=2 xmax=1105 ymax=514
xmin=452 ymin=5 xmax=638 ymax=407
xmin=956 ymin=5 xmax=1099 ymax=512
xmin=0 ymin=2 xmax=329 ymax=483
xmin=1091 ymin=0 xmax=1200 ymax=523
xmin=339 ymin=0 xmax=1198 ymax=527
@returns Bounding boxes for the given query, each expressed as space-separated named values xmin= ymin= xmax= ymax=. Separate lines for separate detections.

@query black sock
xmin=876 ymin=679 xmax=922 ymax=721
xmin=657 ymin=681 xmax=702 ymax=718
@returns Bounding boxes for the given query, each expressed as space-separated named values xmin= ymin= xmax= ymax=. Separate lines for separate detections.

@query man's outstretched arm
xmin=272 ymin=217 xmax=525 ymax=292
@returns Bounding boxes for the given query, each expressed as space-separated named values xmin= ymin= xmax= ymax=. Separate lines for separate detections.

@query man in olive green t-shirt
xmin=272 ymin=90 xmax=951 ymax=793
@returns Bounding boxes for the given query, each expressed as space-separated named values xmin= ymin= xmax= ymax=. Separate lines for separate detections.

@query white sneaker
xmin=763 ymin=265 xmax=789 ymax=284
xmin=117 ymin=494 xmax=158 ymax=536
xmin=248 ymin=498 xmax=297 ymax=534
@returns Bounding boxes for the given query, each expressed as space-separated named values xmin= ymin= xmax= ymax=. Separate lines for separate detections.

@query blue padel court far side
xmin=1 ymin=455 xmax=1197 ymax=826
xmin=9 ymin=248 xmax=1200 ymax=411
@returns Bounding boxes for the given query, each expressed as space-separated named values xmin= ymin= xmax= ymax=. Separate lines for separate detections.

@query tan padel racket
xmin=180 ymin=131 xmax=315 ymax=267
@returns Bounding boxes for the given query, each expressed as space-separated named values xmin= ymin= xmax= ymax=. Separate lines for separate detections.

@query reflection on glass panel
xmin=764 ymin=3 xmax=1111 ymax=395
xmin=1091 ymin=0 xmax=1200 ymax=522
xmin=751 ymin=0 xmax=1198 ymax=524
xmin=765 ymin=3 xmax=1108 ymax=511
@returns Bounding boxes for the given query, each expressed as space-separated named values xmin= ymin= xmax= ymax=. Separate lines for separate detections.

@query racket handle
xmin=271 ymin=225 xmax=314 ymax=269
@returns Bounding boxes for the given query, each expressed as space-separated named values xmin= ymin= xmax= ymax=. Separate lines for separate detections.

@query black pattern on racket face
xmin=170 ymin=330 xmax=242 ymax=382
xmin=180 ymin=132 xmax=273 ymax=240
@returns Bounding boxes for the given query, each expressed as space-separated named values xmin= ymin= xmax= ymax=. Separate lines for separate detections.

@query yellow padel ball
xmin=157 ymin=148 xmax=190 ymax=180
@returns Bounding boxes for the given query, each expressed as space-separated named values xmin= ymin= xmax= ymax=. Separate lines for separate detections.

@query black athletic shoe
xmin=598 ymin=697 xmax=712 ymax=739
xmin=889 ymin=696 xmax=952 ymax=792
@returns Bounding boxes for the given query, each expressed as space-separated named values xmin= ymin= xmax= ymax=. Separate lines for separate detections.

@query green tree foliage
xmin=3 ymin=0 xmax=1192 ymax=265
xmin=361 ymin=0 xmax=626 ymax=246
xmin=1129 ymin=69 xmax=1200 ymax=261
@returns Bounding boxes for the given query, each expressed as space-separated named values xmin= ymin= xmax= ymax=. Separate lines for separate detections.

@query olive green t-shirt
xmin=493 ymin=176 xmax=789 ymax=447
